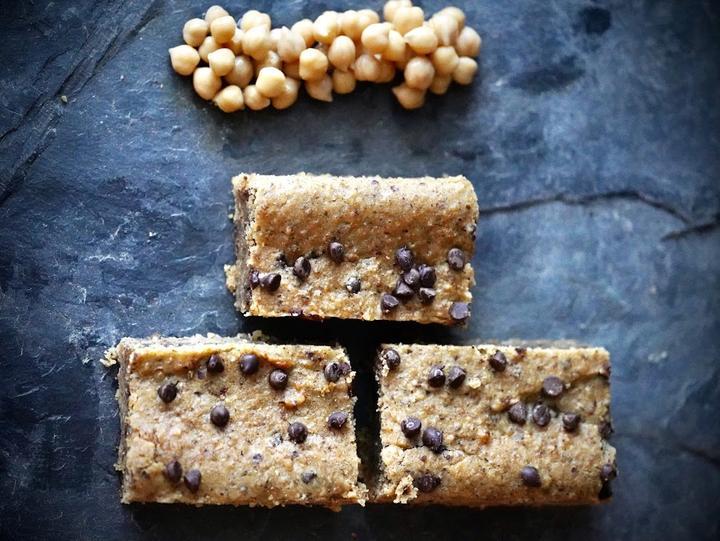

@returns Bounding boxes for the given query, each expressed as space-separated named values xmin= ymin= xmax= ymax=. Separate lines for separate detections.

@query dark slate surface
xmin=1 ymin=0 xmax=719 ymax=539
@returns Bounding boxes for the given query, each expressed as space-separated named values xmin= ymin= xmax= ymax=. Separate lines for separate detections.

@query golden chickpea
xmin=243 ymin=85 xmax=270 ymax=110
xmin=394 ymin=46 xmax=413 ymax=70
xmin=240 ymin=10 xmax=271 ymax=31
xmin=255 ymin=66 xmax=286 ymax=98
xmin=429 ymin=13 xmax=459 ymax=46
xmin=393 ymin=6 xmax=424 ymax=35
xmin=269 ymin=28 xmax=282 ymax=50
xmin=272 ymin=78 xmax=300 ymax=109
xmin=455 ymin=26 xmax=481 ymax=57
xmin=429 ymin=73 xmax=452 ymax=94
xmin=313 ymin=11 xmax=340 ymax=44
xmin=208 ymin=48 xmax=235 ymax=76
xmin=198 ymin=35 xmax=220 ymax=63
xmin=305 ymin=75 xmax=333 ymax=102
xmin=358 ymin=9 xmax=380 ymax=26
xmin=204 ymin=5 xmax=229 ymax=25
xmin=193 ymin=67 xmax=222 ymax=100
xmin=431 ymin=45 xmax=459 ymax=76
xmin=328 ymin=36 xmax=356 ymax=71
xmin=361 ymin=23 xmax=391 ymax=54
xmin=383 ymin=0 xmax=412 ymax=22
xmin=183 ymin=18 xmax=209 ymax=48
xmin=339 ymin=10 xmax=362 ymax=41
xmin=404 ymin=56 xmax=434 ymax=90
xmin=298 ymin=48 xmax=329 ymax=81
xmin=224 ymin=55 xmax=254 ymax=87
xmin=213 ymin=85 xmax=245 ymax=112
xmin=283 ymin=61 xmax=300 ymax=79
xmin=228 ymin=28 xmax=244 ymax=54
xmin=382 ymin=29 xmax=406 ymax=62
xmin=277 ymin=27 xmax=306 ymax=63
xmin=243 ymin=26 xmax=271 ymax=60
xmin=405 ymin=26 xmax=438 ymax=55
xmin=210 ymin=15 xmax=236 ymax=44
xmin=438 ymin=6 xmax=465 ymax=30
xmin=254 ymin=50 xmax=281 ymax=76
xmin=377 ymin=60 xmax=396 ymax=83
xmin=452 ymin=56 xmax=478 ymax=85
xmin=354 ymin=53 xmax=382 ymax=82
xmin=292 ymin=19 xmax=315 ymax=47
xmin=392 ymin=83 xmax=425 ymax=109
xmin=332 ymin=70 xmax=356 ymax=94
xmin=169 ymin=45 xmax=200 ymax=76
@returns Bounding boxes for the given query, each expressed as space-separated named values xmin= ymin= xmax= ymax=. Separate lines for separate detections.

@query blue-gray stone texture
xmin=1 ymin=1 xmax=718 ymax=539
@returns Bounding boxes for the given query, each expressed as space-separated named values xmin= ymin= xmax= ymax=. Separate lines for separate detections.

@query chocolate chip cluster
xmin=169 ymin=2 xmax=481 ymax=112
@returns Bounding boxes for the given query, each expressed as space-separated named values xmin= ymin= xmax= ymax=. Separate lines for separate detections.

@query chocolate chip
xmin=395 ymin=246 xmax=414 ymax=271
xmin=418 ymin=287 xmax=436 ymax=304
xmin=600 ymin=421 xmax=614 ymax=439
xmin=447 ymin=366 xmax=466 ymax=388
xmin=599 ymin=481 xmax=613 ymax=500
xmin=427 ymin=365 xmax=446 ymax=387
xmin=157 ymin=382 xmax=177 ymax=403
xmin=401 ymin=417 xmax=422 ymax=438
xmin=324 ymin=362 xmax=349 ymax=383
xmin=328 ymin=411 xmax=348 ymax=430
xmin=600 ymin=463 xmax=617 ymax=482
xmin=447 ymin=248 xmax=466 ymax=271
xmin=393 ymin=279 xmax=415 ymax=300
xmin=414 ymin=474 xmax=441 ymax=493
xmin=380 ymin=348 xmax=401 ymax=370
xmin=268 ymin=369 xmax=288 ymax=390
xmin=381 ymin=293 xmax=399 ymax=313
xmin=562 ymin=412 xmax=581 ymax=432
xmin=422 ymin=427 xmax=443 ymax=453
xmin=508 ymin=402 xmax=528 ymax=425
xmin=164 ymin=460 xmax=182 ymax=483
xmin=292 ymin=256 xmax=311 ymax=280
xmin=252 ymin=453 xmax=263 ymax=464
xmin=515 ymin=347 xmax=527 ymax=357
xmin=520 ymin=466 xmax=541 ymax=487
xmin=196 ymin=367 xmax=207 ymax=380
xmin=488 ymin=350 xmax=507 ymax=372
xmin=207 ymin=354 xmax=224 ymax=374
xmin=249 ymin=270 xmax=260 ymax=288
xmin=403 ymin=268 xmax=420 ymax=289
xmin=532 ymin=403 xmax=551 ymax=427
xmin=239 ymin=353 xmax=260 ymax=375
xmin=288 ymin=421 xmax=308 ymax=443
xmin=301 ymin=471 xmax=317 ymax=484
xmin=449 ymin=302 xmax=469 ymax=322
xmin=418 ymin=264 xmax=436 ymax=287
xmin=210 ymin=404 xmax=230 ymax=427
xmin=542 ymin=376 xmax=565 ymax=398
xmin=184 ymin=469 xmax=201 ymax=492
xmin=260 ymin=272 xmax=281 ymax=291
xmin=328 ymin=241 xmax=345 ymax=263
xmin=345 ymin=276 xmax=361 ymax=293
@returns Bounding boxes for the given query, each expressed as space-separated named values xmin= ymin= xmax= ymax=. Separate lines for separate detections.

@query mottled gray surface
xmin=1 ymin=0 xmax=719 ymax=539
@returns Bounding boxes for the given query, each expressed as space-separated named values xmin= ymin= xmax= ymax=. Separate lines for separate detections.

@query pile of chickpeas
xmin=169 ymin=1 xmax=481 ymax=111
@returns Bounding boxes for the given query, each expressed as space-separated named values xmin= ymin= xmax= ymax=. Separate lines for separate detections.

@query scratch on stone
xmin=616 ymin=431 xmax=720 ymax=469
xmin=13 ymin=386 xmax=41 ymax=398
xmin=661 ymin=213 xmax=720 ymax=241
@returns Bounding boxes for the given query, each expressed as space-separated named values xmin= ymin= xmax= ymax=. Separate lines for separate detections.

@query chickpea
xmin=255 ymin=66 xmax=286 ymax=98
xmin=299 ymin=48 xmax=329 ymax=81
xmin=393 ymin=6 xmax=424 ymax=35
xmin=198 ymin=36 xmax=220 ymax=63
xmin=272 ymin=78 xmax=300 ymax=109
xmin=438 ymin=6 xmax=465 ymax=30
xmin=358 ymin=9 xmax=380 ymax=26
xmin=243 ymin=26 xmax=271 ymax=60
xmin=283 ymin=61 xmax=300 ymax=79
xmin=429 ymin=74 xmax=452 ymax=95
xmin=204 ymin=5 xmax=229 ymax=25
xmin=169 ymin=45 xmax=200 ymax=76
xmin=269 ymin=28 xmax=282 ymax=50
xmin=328 ymin=36 xmax=356 ymax=71
xmin=405 ymin=26 xmax=438 ymax=55
xmin=332 ymin=69 xmax=356 ymax=94
xmin=277 ymin=27 xmax=306 ymax=63
xmin=383 ymin=0 xmax=412 ymax=23
xmin=431 ymin=45 xmax=459 ymax=76
xmin=377 ymin=60 xmax=396 ymax=83
xmin=305 ymin=75 xmax=333 ymax=102
xmin=243 ymin=85 xmax=270 ymax=110
xmin=382 ymin=29 xmax=406 ymax=62
xmin=292 ymin=19 xmax=315 ymax=47
xmin=224 ymin=55 xmax=254 ymax=87
xmin=193 ymin=67 xmax=222 ymax=100
xmin=429 ymin=13 xmax=459 ymax=46
xmin=213 ymin=85 xmax=245 ymax=112
xmin=208 ymin=48 xmax=235 ymax=76
xmin=361 ymin=23 xmax=391 ymax=55
xmin=240 ymin=10 xmax=271 ymax=31
xmin=183 ymin=18 xmax=209 ymax=48
xmin=455 ymin=26 xmax=481 ymax=57
xmin=394 ymin=46 xmax=413 ymax=70
xmin=228 ymin=28 xmax=244 ymax=54
xmin=254 ymin=50 xmax=281 ymax=77
xmin=392 ymin=83 xmax=425 ymax=109
xmin=452 ymin=56 xmax=478 ymax=85
xmin=404 ymin=56 xmax=434 ymax=90
xmin=354 ymin=53 xmax=381 ymax=82
xmin=313 ymin=11 xmax=340 ymax=44
xmin=210 ymin=15 xmax=236 ymax=44
xmin=339 ymin=10 xmax=362 ymax=41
